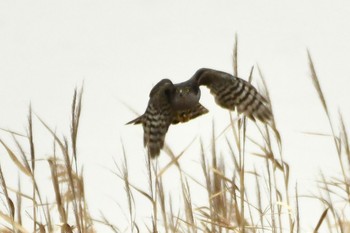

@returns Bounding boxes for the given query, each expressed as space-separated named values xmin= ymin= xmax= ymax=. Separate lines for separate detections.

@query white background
xmin=0 ymin=1 xmax=349 ymax=232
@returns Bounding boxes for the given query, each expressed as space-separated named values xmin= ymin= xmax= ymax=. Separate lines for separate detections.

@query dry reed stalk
xmin=27 ymin=106 xmax=37 ymax=233
xmin=120 ymin=141 xmax=136 ymax=232
xmin=307 ymin=50 xmax=350 ymax=232
xmin=0 ymin=165 xmax=15 ymax=232
xmin=233 ymin=33 xmax=238 ymax=77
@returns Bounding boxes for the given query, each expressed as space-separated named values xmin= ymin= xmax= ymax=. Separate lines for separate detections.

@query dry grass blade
xmin=313 ymin=208 xmax=329 ymax=233
xmin=120 ymin=141 xmax=136 ymax=232
xmin=71 ymin=86 xmax=88 ymax=232
xmin=283 ymin=161 xmax=290 ymax=187
xmin=225 ymin=136 xmax=240 ymax=177
xmin=157 ymin=151 xmax=182 ymax=177
xmin=0 ymin=139 xmax=31 ymax=177
xmin=95 ymin=214 xmax=121 ymax=233
xmin=181 ymin=177 xmax=196 ymax=233
xmin=0 ymin=211 xmax=29 ymax=233
xmin=35 ymin=115 xmax=68 ymax=159
xmin=210 ymin=120 xmax=224 ymax=232
xmin=162 ymin=143 xmax=182 ymax=170
xmin=295 ymin=184 xmax=300 ymax=233
xmin=245 ymin=136 xmax=275 ymax=159
xmin=48 ymin=158 xmax=67 ymax=224
xmin=113 ymin=165 xmax=154 ymax=204
xmin=156 ymin=174 xmax=169 ymax=233
xmin=338 ymin=112 xmax=350 ymax=200
xmin=150 ymin=161 xmax=159 ymax=233
xmin=27 ymin=106 xmax=38 ymax=233
xmin=199 ymin=139 xmax=215 ymax=232
xmin=339 ymin=112 xmax=350 ymax=169
xmin=0 ymin=128 xmax=26 ymax=137
xmin=71 ymin=86 xmax=83 ymax=160
xmin=256 ymin=65 xmax=281 ymax=149
xmin=248 ymin=66 xmax=254 ymax=83
xmin=233 ymin=33 xmax=238 ymax=77
xmin=120 ymin=98 xmax=142 ymax=120
xmin=5 ymin=187 xmax=37 ymax=205
xmin=16 ymin=178 xmax=22 ymax=227
xmin=0 ymin=166 xmax=15 ymax=230
xmin=62 ymin=138 xmax=82 ymax=233
xmin=28 ymin=105 xmax=35 ymax=172
xmin=159 ymin=136 xmax=196 ymax=177
xmin=45 ymin=197 xmax=54 ymax=233
xmin=168 ymin=196 xmax=181 ymax=233
xmin=307 ymin=50 xmax=328 ymax=115
xmin=307 ymin=50 xmax=341 ymax=152
xmin=318 ymin=172 xmax=335 ymax=231
xmin=35 ymin=116 xmax=82 ymax=232
xmin=254 ymin=166 xmax=264 ymax=230
xmin=12 ymin=134 xmax=33 ymax=176
xmin=308 ymin=50 xmax=350 ymax=232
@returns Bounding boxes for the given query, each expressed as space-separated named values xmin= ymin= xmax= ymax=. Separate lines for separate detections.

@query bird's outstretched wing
xmin=192 ymin=68 xmax=272 ymax=123
xmin=127 ymin=79 xmax=175 ymax=158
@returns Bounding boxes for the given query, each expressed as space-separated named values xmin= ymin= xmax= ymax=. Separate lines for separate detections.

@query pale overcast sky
xmin=0 ymin=1 xmax=349 ymax=232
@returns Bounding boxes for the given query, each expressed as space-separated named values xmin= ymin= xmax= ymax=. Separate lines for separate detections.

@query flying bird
xmin=127 ymin=68 xmax=272 ymax=158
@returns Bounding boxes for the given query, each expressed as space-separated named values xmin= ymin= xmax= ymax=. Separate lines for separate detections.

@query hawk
xmin=127 ymin=68 xmax=272 ymax=158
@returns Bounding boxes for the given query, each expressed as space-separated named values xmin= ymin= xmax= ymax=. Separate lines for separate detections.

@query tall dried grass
xmin=0 ymin=45 xmax=348 ymax=232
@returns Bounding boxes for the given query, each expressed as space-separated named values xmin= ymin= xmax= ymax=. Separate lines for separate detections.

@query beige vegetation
xmin=0 ymin=44 xmax=349 ymax=232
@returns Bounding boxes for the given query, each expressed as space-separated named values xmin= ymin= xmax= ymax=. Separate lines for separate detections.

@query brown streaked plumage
xmin=127 ymin=68 xmax=272 ymax=158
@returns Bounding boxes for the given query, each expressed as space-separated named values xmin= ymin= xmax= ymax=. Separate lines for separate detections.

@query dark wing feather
xmin=127 ymin=79 xmax=175 ymax=158
xmin=193 ymin=68 xmax=272 ymax=123
xmin=142 ymin=102 xmax=173 ymax=157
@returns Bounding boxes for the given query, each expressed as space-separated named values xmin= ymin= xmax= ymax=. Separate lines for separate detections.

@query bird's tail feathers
xmin=126 ymin=115 xmax=143 ymax=125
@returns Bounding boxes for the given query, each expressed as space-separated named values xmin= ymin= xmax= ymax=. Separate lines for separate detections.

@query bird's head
xmin=170 ymin=83 xmax=200 ymax=110
xmin=175 ymin=86 xmax=192 ymax=97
